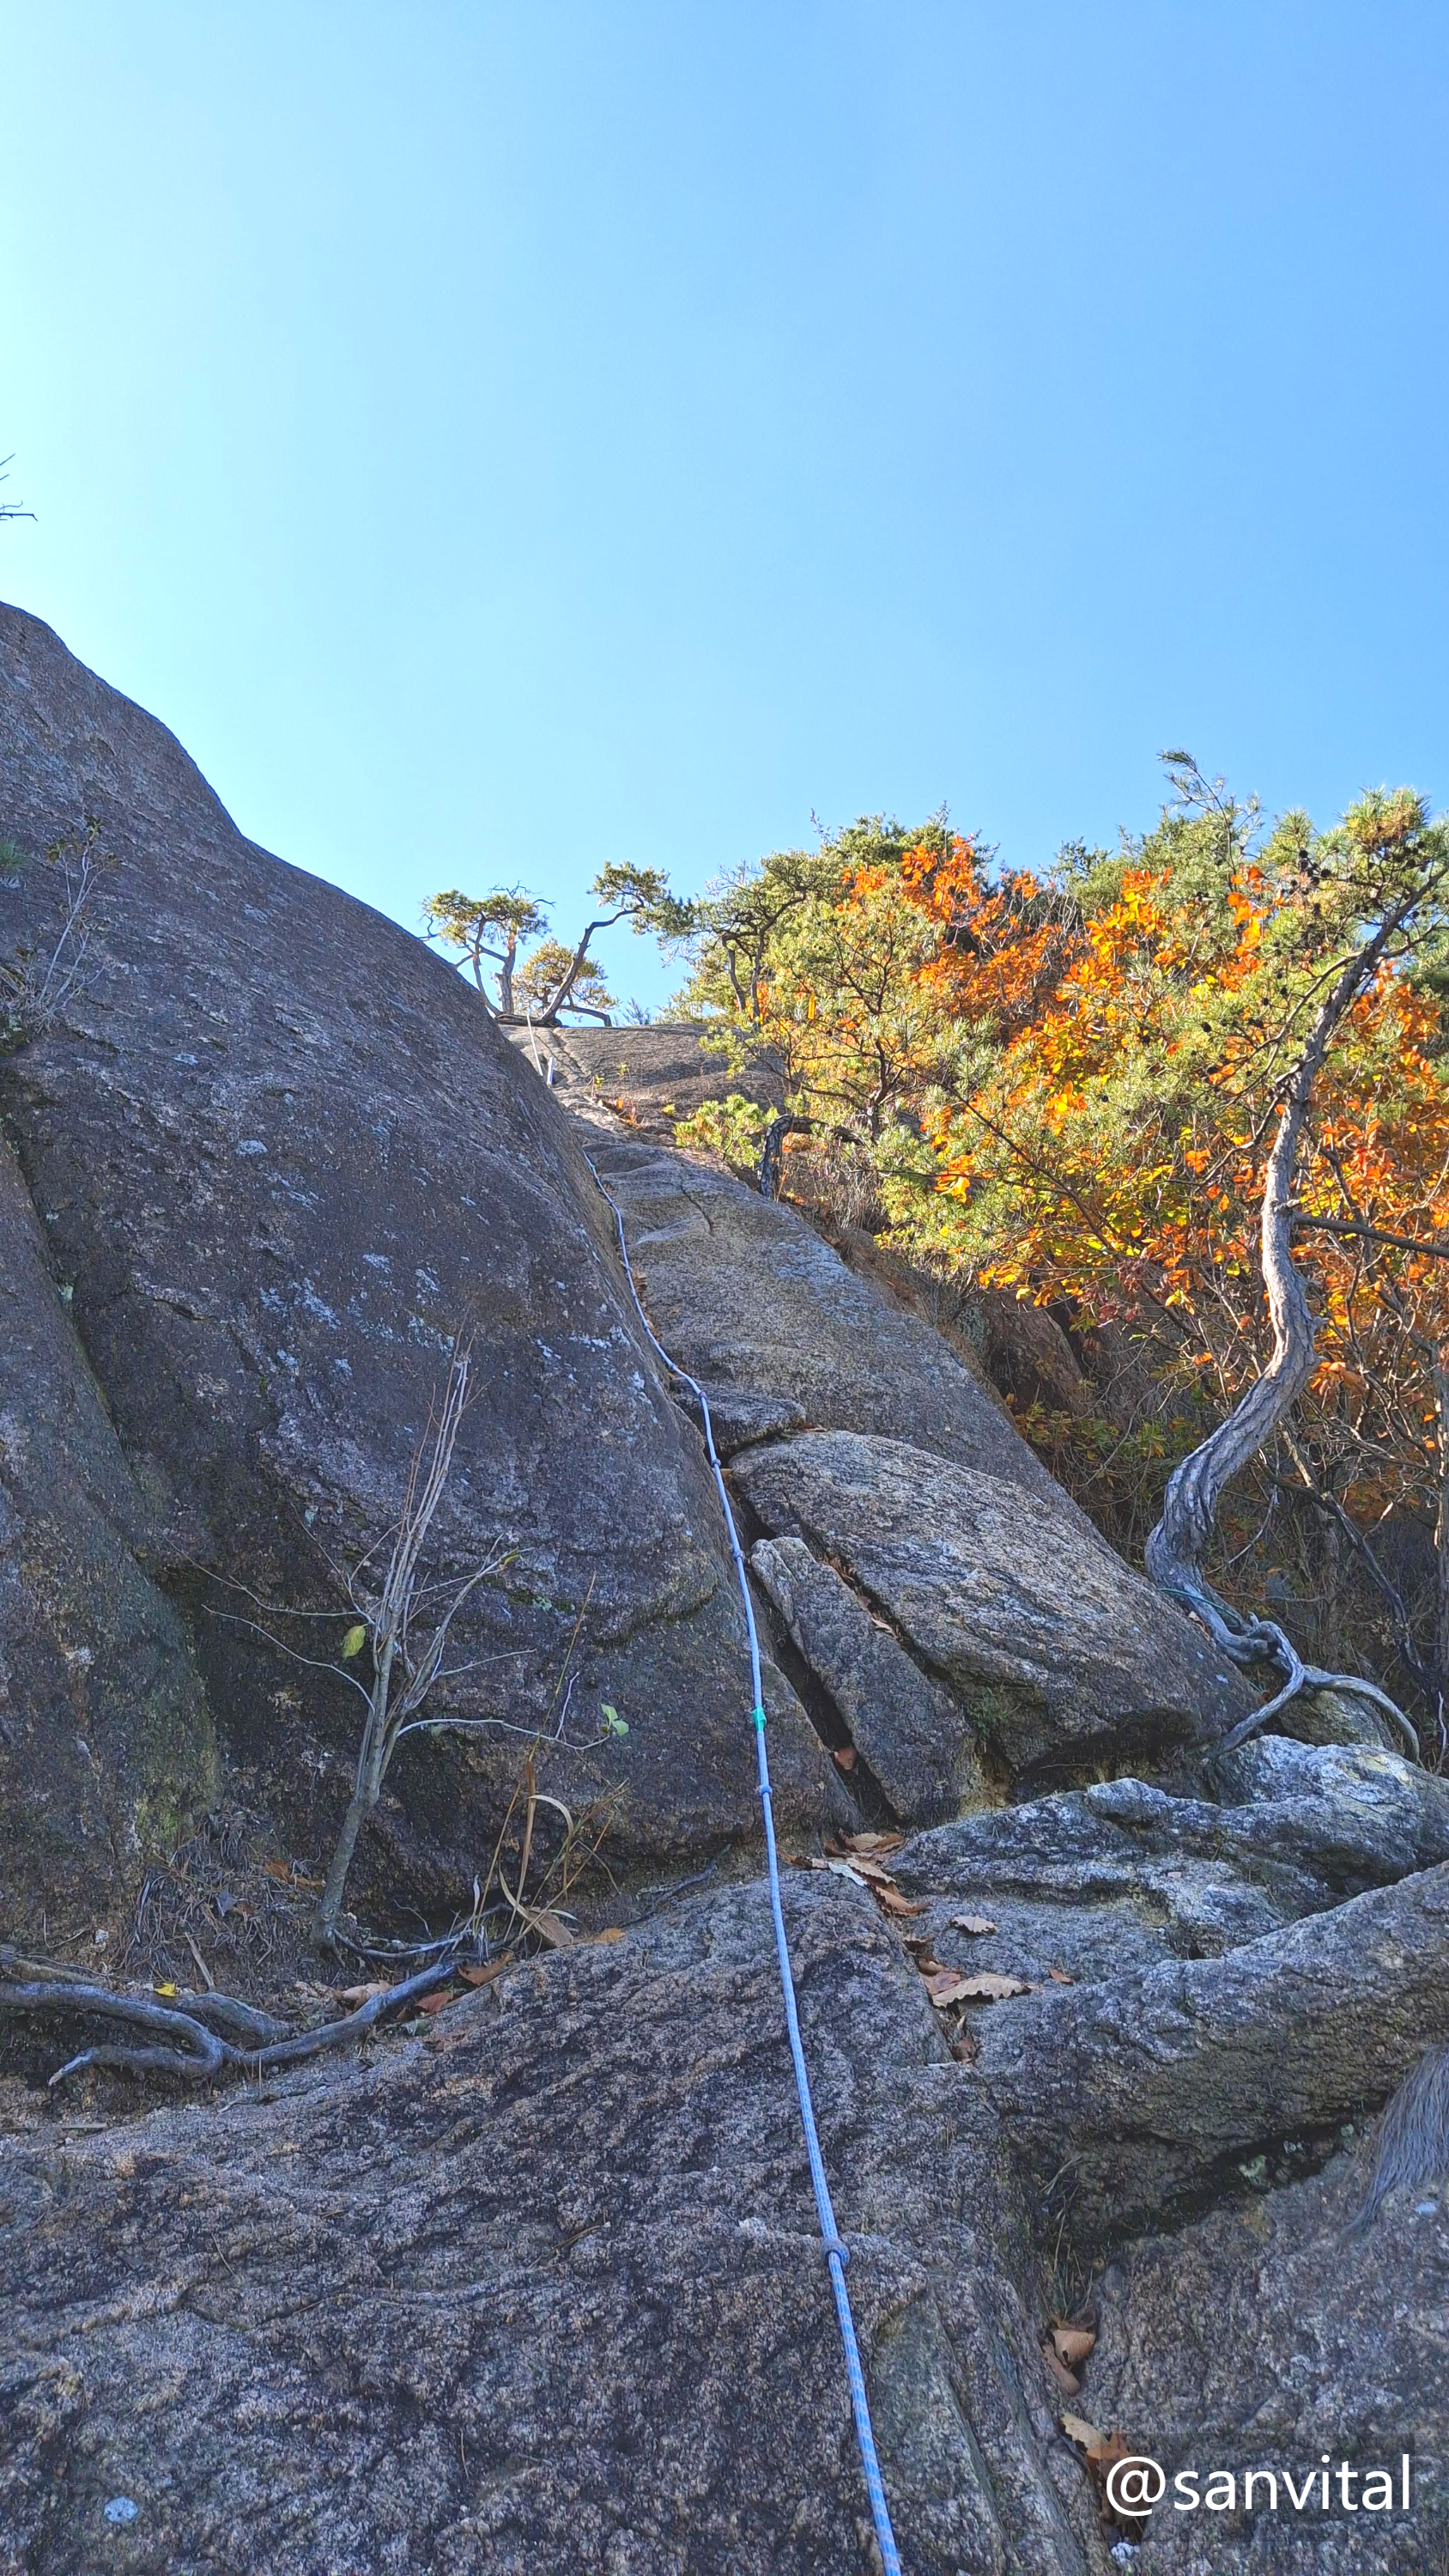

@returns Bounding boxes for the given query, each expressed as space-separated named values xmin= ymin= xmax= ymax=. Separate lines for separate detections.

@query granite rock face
xmin=970 ymin=1862 xmax=1449 ymax=2248
xmin=0 ymin=603 xmax=840 ymax=1926
xmin=3 ymin=1842 xmax=1446 ymax=2576
xmin=571 ymin=1133 xmax=1065 ymax=1498
xmin=0 ymin=1874 xmax=1105 ymax=2576
xmin=0 ymin=1130 xmax=216 ymax=1929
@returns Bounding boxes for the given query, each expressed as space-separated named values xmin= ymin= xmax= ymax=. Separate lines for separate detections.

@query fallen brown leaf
xmin=331 ymin=1981 xmax=394 ymax=2007
xmin=591 ymin=1927 xmax=625 ymax=1945
xmin=458 ymin=1959 xmax=511 ymax=1985
xmin=838 ymin=1831 xmax=905 ymax=1856
xmin=415 ymin=1987 xmax=457 ymax=2014
xmin=1061 ymin=2413 xmax=1107 ymax=2453
xmin=1052 ymin=2323 xmax=1096 ymax=2369
xmin=923 ymin=1971 xmax=978 ymax=2007
xmin=949 ymin=1912 xmax=998 ymax=1935
xmin=1047 ymin=1967 xmax=1076 ymax=1984
xmin=263 ymin=1859 xmax=323 ymax=1893
xmin=949 ymin=2029 xmax=978 ymax=2063
xmin=937 ymin=1970 xmax=1033 ymax=2004
xmin=831 ymin=1747 xmax=858 ymax=1771
xmin=873 ymin=1886 xmax=927 ymax=1918
xmin=822 ymin=1857 xmax=870 ymax=1887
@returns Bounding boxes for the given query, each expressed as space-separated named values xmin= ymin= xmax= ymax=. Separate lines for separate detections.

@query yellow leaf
xmin=155 ymin=1982 xmax=178 ymax=1997
xmin=341 ymin=1624 xmax=368 ymax=1660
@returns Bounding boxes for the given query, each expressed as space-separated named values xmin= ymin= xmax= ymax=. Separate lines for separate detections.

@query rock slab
xmin=734 ymin=1431 xmax=1252 ymax=1782
xmin=0 ymin=602 xmax=838 ymax=1923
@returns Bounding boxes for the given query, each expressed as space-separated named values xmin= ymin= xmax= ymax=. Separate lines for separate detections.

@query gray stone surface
xmin=3 ymin=1860 xmax=1445 ymax=2575
xmin=751 ymin=1534 xmax=992 ymax=1820
xmin=734 ymin=1431 xmax=1253 ymax=1783
xmin=971 ymin=1862 xmax=1449 ymax=2248
xmin=573 ymin=1133 xmax=1067 ymax=1499
xmin=881 ymin=1744 xmax=1449 ymax=2003
xmin=0 ymin=602 xmax=840 ymax=1925
xmin=0 ymin=1131 xmax=216 ymax=1929
xmin=0 ymin=1874 xmax=1107 ymax=2576
xmin=677 ymin=1381 xmax=808 ymax=1458
xmin=1085 ymin=2155 xmax=1447 ymax=2572
xmin=1102 ymin=1741 xmax=1449 ymax=1890
xmin=515 ymin=1021 xmax=785 ymax=1145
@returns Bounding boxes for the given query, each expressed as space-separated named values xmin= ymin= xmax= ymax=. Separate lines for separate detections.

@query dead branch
xmin=0 ymin=824 xmax=109 ymax=1054
xmin=1295 ymin=1212 xmax=1449 ymax=1262
xmin=314 ymin=1332 xmax=510 ymax=1943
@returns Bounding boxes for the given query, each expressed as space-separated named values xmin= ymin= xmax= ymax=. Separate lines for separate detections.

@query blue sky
xmin=3 ymin=3 xmax=1446 ymax=1013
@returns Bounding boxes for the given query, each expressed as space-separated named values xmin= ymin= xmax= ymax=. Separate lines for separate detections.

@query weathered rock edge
xmin=971 ymin=1858 xmax=1449 ymax=2246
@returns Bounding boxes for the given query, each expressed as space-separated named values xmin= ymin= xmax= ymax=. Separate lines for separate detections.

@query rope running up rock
xmin=583 ymin=1145 xmax=904 ymax=2576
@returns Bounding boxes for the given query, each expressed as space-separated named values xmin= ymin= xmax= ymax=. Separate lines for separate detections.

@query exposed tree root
xmin=0 ymin=1954 xmax=470 ymax=2089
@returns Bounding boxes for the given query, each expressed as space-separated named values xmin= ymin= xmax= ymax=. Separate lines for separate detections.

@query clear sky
xmin=3 ymin=3 xmax=1446 ymax=1013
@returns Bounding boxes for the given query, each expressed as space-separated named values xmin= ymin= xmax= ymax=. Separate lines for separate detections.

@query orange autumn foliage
xmin=680 ymin=779 xmax=1449 ymax=1738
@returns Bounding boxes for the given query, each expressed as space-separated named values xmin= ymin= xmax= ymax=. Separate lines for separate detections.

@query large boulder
xmin=750 ymin=1532 xmax=992 ymax=1820
xmin=880 ymin=1740 xmax=1449 ymax=1993
xmin=970 ymin=1862 xmax=1449 ymax=2248
xmin=0 ymin=603 xmax=840 ymax=1930
xmin=732 ymin=1430 xmax=1252 ymax=1786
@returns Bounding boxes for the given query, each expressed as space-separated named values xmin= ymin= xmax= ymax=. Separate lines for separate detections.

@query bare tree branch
xmin=1294 ymin=1213 xmax=1449 ymax=1263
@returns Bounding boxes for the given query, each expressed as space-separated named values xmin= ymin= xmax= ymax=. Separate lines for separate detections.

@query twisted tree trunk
xmin=1145 ymin=914 xmax=1422 ymax=1759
